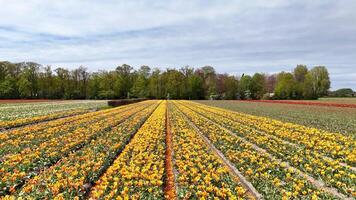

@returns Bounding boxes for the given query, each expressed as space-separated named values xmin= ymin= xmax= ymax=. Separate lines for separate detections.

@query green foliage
xmin=238 ymin=75 xmax=252 ymax=99
xmin=0 ymin=75 xmax=17 ymax=98
xmin=273 ymin=65 xmax=331 ymax=100
xmin=293 ymin=64 xmax=308 ymax=83
xmin=250 ymin=73 xmax=266 ymax=99
xmin=274 ymin=72 xmax=297 ymax=99
xmin=0 ymin=61 xmax=333 ymax=100
xmin=223 ymin=75 xmax=238 ymax=100
xmin=330 ymin=88 xmax=354 ymax=97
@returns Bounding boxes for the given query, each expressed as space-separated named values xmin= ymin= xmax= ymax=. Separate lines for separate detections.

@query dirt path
xmin=164 ymin=105 xmax=177 ymax=200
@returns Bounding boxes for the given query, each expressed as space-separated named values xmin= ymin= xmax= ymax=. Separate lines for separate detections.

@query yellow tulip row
xmin=185 ymin=101 xmax=355 ymax=166
xmin=0 ymin=101 xmax=156 ymax=196
xmin=8 ymin=102 xmax=159 ymax=199
xmin=168 ymin=104 xmax=249 ymax=199
xmin=178 ymin=101 xmax=355 ymax=197
xmin=0 ymin=101 xmax=151 ymax=158
xmin=0 ymin=100 xmax=149 ymax=143
xmin=0 ymin=109 xmax=90 ymax=130
xmin=172 ymin=101 xmax=337 ymax=199
xmin=88 ymin=101 xmax=166 ymax=199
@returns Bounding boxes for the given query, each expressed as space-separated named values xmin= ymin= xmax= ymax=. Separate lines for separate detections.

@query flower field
xmin=197 ymin=100 xmax=356 ymax=137
xmin=0 ymin=100 xmax=108 ymax=129
xmin=0 ymin=100 xmax=355 ymax=199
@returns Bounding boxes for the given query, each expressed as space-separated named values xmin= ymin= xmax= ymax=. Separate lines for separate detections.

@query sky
xmin=0 ymin=0 xmax=355 ymax=90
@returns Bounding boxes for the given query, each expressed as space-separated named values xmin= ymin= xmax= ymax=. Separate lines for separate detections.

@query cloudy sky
xmin=0 ymin=0 xmax=355 ymax=89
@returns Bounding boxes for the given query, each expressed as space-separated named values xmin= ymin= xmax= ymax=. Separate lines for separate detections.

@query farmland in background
xmin=0 ymin=100 xmax=354 ymax=199
xmin=318 ymin=97 xmax=356 ymax=104
xmin=197 ymin=99 xmax=356 ymax=138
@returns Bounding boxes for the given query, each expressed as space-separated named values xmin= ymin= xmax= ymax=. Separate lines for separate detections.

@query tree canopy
xmin=0 ymin=61 xmax=332 ymax=100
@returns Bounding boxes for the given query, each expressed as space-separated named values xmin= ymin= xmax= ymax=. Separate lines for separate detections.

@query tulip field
xmin=0 ymin=100 xmax=355 ymax=199
xmin=0 ymin=100 xmax=108 ymax=130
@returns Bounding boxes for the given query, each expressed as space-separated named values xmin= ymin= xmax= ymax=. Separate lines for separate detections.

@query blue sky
xmin=0 ymin=0 xmax=355 ymax=90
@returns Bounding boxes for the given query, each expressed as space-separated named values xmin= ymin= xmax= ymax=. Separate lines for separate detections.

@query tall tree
xmin=274 ymin=72 xmax=297 ymax=99
xmin=293 ymin=65 xmax=308 ymax=99
xmin=161 ymin=69 xmax=185 ymax=99
xmin=250 ymin=73 xmax=266 ymax=99
xmin=199 ymin=66 xmax=217 ymax=98
xmin=131 ymin=65 xmax=151 ymax=98
xmin=293 ymin=65 xmax=308 ymax=82
xmin=238 ymin=75 xmax=252 ymax=99
xmin=114 ymin=64 xmax=134 ymax=98
xmin=0 ymin=75 xmax=17 ymax=98
xmin=303 ymin=66 xmax=330 ymax=99
xmin=224 ymin=75 xmax=239 ymax=99
xmin=188 ymin=73 xmax=204 ymax=99
xmin=148 ymin=68 xmax=162 ymax=99
xmin=266 ymin=74 xmax=277 ymax=93
xmin=38 ymin=66 xmax=54 ymax=98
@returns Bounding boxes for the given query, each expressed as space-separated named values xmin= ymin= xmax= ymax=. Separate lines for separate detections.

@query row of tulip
xmin=0 ymin=101 xmax=156 ymax=196
xmin=0 ymin=100 xmax=108 ymax=129
xmin=173 ymin=101 xmax=337 ymax=199
xmin=0 ymin=101 xmax=150 ymax=158
xmin=8 ymin=102 xmax=159 ymax=199
xmin=168 ymin=104 xmax=249 ymax=199
xmin=88 ymin=101 xmax=167 ymax=199
xmin=178 ymin=101 xmax=355 ymax=197
xmin=187 ymin=101 xmax=355 ymax=166
xmin=0 ymin=109 xmax=90 ymax=130
xmin=1 ymin=100 xmax=140 ymax=142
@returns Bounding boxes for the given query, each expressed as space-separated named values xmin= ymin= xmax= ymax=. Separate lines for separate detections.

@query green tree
xmin=38 ymin=66 xmax=55 ymax=98
xmin=17 ymin=74 xmax=32 ymax=98
xmin=250 ymin=73 xmax=266 ymax=99
xmin=131 ymin=65 xmax=151 ymax=98
xmin=274 ymin=72 xmax=297 ymax=99
xmin=331 ymin=88 xmax=354 ymax=97
xmin=200 ymin=66 xmax=217 ymax=98
xmin=54 ymin=68 xmax=70 ymax=99
xmin=293 ymin=65 xmax=308 ymax=99
xmin=148 ymin=68 xmax=162 ymax=99
xmin=87 ymin=72 xmax=101 ymax=99
xmin=114 ymin=64 xmax=134 ymax=98
xmin=161 ymin=69 xmax=185 ymax=99
xmin=224 ymin=75 xmax=238 ymax=99
xmin=188 ymin=74 xmax=204 ymax=99
xmin=303 ymin=66 xmax=330 ymax=99
xmin=239 ymin=75 xmax=252 ymax=99
xmin=0 ymin=75 xmax=17 ymax=98
xmin=293 ymin=65 xmax=308 ymax=82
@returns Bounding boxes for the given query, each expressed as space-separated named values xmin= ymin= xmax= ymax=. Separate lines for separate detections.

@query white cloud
xmin=0 ymin=0 xmax=355 ymax=90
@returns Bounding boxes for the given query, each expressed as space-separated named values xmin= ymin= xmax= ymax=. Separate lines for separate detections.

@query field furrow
xmin=164 ymin=106 xmax=177 ymax=199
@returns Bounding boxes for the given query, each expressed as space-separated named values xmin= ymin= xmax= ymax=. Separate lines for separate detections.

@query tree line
xmin=0 ymin=61 xmax=331 ymax=100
